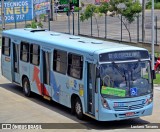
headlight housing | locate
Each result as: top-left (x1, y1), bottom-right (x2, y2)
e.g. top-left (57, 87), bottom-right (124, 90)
top-left (145, 94), bottom-right (153, 105)
top-left (101, 96), bottom-right (110, 110)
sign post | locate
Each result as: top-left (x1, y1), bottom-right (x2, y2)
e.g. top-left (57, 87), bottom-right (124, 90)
top-left (1, 0), bottom-right (5, 30)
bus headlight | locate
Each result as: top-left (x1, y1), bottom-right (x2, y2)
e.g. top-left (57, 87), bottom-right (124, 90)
top-left (145, 95), bottom-right (153, 105)
top-left (101, 97), bottom-right (110, 110)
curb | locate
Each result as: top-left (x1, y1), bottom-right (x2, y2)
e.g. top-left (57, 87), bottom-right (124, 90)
top-left (154, 84), bottom-right (160, 87)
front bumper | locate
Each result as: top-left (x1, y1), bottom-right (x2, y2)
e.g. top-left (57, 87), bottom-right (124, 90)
top-left (98, 103), bottom-right (153, 121)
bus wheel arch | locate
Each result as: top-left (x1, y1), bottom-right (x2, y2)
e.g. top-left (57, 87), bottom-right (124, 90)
top-left (22, 75), bottom-right (31, 97)
top-left (71, 94), bottom-right (84, 120)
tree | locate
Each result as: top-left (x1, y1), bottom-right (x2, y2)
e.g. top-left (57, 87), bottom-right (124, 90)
top-left (98, 2), bottom-right (109, 15)
top-left (80, 1), bottom-right (142, 41)
top-left (98, 2), bottom-right (110, 38)
top-left (80, 4), bottom-right (100, 37)
top-left (80, 3), bottom-right (109, 37)
top-left (109, 0), bottom-right (142, 42)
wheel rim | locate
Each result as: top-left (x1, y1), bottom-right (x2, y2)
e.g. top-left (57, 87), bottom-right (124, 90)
top-left (75, 102), bottom-right (81, 115)
top-left (24, 81), bottom-right (28, 94)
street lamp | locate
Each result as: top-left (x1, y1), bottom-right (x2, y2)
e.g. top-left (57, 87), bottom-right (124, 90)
top-left (151, 0), bottom-right (155, 78)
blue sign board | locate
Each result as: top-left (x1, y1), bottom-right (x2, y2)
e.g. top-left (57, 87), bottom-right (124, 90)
top-left (0, 0), bottom-right (33, 23)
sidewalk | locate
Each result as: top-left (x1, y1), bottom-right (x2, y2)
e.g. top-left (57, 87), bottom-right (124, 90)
top-left (154, 85), bottom-right (160, 91)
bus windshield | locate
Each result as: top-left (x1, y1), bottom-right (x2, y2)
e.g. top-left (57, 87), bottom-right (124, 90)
top-left (100, 61), bottom-right (152, 98)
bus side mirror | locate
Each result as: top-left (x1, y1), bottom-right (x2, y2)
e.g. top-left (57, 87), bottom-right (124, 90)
top-left (152, 70), bottom-right (156, 80)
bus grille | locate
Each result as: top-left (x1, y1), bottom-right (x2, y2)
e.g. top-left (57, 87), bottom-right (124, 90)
top-left (113, 100), bottom-right (145, 111)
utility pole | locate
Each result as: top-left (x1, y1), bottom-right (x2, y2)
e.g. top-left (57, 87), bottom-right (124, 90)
top-left (1, 0), bottom-right (5, 30)
top-left (151, 0), bottom-right (155, 78)
top-left (50, 0), bottom-right (53, 21)
top-left (68, 0), bottom-right (70, 34)
top-left (142, 0), bottom-right (146, 43)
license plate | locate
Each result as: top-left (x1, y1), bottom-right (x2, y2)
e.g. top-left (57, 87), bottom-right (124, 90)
top-left (125, 112), bottom-right (134, 117)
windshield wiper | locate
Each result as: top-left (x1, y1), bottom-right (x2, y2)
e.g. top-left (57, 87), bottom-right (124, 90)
top-left (112, 62), bottom-right (127, 83)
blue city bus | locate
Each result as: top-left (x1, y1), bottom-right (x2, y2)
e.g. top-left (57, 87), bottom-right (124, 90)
top-left (1, 28), bottom-right (153, 121)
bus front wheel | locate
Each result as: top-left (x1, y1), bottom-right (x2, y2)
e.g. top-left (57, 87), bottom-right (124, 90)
top-left (23, 77), bottom-right (31, 97)
top-left (75, 97), bottom-right (83, 120)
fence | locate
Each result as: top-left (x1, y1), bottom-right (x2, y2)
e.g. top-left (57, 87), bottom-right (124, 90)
top-left (1, 10), bottom-right (160, 46)
top-left (78, 13), bottom-right (160, 45)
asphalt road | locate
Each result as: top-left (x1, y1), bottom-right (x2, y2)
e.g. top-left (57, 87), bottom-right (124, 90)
top-left (0, 49), bottom-right (160, 131)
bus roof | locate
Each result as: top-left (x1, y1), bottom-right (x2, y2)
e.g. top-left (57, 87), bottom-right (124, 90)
top-left (2, 28), bottom-right (148, 55)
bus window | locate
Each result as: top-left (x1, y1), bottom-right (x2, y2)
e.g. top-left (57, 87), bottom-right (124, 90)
top-left (2, 37), bottom-right (10, 56)
top-left (53, 50), bottom-right (67, 74)
top-left (68, 53), bottom-right (83, 79)
top-left (30, 44), bottom-right (40, 66)
top-left (20, 42), bottom-right (29, 62)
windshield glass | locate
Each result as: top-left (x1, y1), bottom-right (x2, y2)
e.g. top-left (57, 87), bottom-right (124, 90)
top-left (100, 61), bottom-right (152, 98)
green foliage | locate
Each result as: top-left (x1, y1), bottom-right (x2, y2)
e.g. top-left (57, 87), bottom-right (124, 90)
top-left (154, 2), bottom-right (160, 9)
top-left (146, 0), bottom-right (160, 9)
top-left (81, 1), bottom-right (142, 23)
top-left (74, 7), bottom-right (82, 12)
top-left (154, 74), bottom-right (160, 84)
top-left (25, 20), bottom-right (43, 28)
top-left (146, 0), bottom-right (152, 9)
top-left (37, 22), bottom-right (43, 28)
top-left (98, 2), bottom-right (109, 14)
top-left (109, 0), bottom-right (142, 24)
top-left (80, 0), bottom-right (142, 41)
top-left (80, 4), bottom-right (97, 22)
top-left (155, 2), bottom-right (160, 9)
top-left (31, 21), bottom-right (37, 28)
top-left (81, 2), bottom-right (85, 7)
top-left (40, 14), bottom-right (45, 20)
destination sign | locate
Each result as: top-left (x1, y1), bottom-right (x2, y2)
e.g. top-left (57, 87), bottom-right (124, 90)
top-left (99, 50), bottom-right (149, 62)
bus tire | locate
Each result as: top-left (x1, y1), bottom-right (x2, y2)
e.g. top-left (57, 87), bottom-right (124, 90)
top-left (75, 97), bottom-right (83, 120)
top-left (23, 77), bottom-right (31, 97)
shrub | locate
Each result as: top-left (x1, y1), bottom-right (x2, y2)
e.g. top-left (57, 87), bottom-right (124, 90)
top-left (25, 21), bottom-right (43, 28)
top-left (146, 0), bottom-right (160, 9)
top-left (155, 2), bottom-right (160, 9)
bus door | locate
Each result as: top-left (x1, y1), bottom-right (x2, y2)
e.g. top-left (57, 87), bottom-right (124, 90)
top-left (87, 63), bottom-right (98, 116)
top-left (12, 42), bottom-right (20, 83)
top-left (1, 37), bottom-right (12, 81)
top-left (41, 50), bottom-right (52, 99)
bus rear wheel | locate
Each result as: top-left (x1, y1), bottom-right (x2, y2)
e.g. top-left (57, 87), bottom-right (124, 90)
top-left (23, 77), bottom-right (31, 97)
top-left (75, 97), bottom-right (83, 120)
